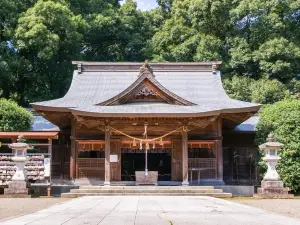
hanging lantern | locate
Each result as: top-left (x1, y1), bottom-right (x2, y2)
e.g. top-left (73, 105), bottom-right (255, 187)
top-left (133, 139), bottom-right (137, 147)
top-left (153, 141), bottom-right (155, 149)
top-left (146, 142), bottom-right (150, 150)
top-left (140, 141), bottom-right (143, 150)
top-left (159, 137), bottom-right (164, 146)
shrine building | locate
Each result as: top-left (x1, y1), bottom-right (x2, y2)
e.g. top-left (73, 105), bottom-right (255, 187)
top-left (31, 61), bottom-right (261, 186)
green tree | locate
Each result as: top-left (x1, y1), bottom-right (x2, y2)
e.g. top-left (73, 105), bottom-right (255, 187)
top-left (256, 100), bottom-right (300, 191)
top-left (228, 37), bottom-right (258, 78)
top-left (223, 75), bottom-right (253, 102)
top-left (15, 0), bottom-right (87, 60)
top-left (288, 79), bottom-right (300, 99)
top-left (250, 78), bottom-right (287, 104)
top-left (157, 0), bottom-right (173, 15)
top-left (0, 98), bottom-right (33, 131)
top-left (152, 0), bottom-right (232, 62)
top-left (12, 0), bottom-right (87, 105)
top-left (0, 0), bottom-right (36, 102)
top-left (230, 0), bottom-right (300, 81)
top-left (254, 38), bottom-right (300, 82)
top-left (83, 0), bottom-right (155, 61)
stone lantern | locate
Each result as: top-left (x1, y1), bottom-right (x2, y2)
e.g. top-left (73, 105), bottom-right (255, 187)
top-left (4, 135), bottom-right (31, 195)
top-left (257, 133), bottom-right (293, 198)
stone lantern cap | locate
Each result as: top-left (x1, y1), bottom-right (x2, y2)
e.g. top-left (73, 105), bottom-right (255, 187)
top-left (9, 142), bottom-right (30, 150)
top-left (9, 135), bottom-right (31, 158)
top-left (259, 133), bottom-right (284, 151)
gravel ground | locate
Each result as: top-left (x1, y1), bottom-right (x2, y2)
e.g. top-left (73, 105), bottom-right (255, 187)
top-left (0, 198), bottom-right (69, 221)
top-left (234, 199), bottom-right (300, 219)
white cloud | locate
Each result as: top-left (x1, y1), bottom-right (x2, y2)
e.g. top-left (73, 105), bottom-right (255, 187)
top-left (120, 0), bottom-right (158, 11)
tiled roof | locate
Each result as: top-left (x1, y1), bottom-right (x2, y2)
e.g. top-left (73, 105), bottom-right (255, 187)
top-left (32, 69), bottom-right (260, 116)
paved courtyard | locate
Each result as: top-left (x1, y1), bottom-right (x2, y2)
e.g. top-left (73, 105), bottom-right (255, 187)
top-left (1, 196), bottom-right (300, 225)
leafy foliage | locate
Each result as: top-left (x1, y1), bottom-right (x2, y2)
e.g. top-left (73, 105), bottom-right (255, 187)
top-left (256, 100), bottom-right (300, 191)
top-left (223, 76), bottom-right (287, 104)
top-left (250, 78), bottom-right (287, 104)
top-left (15, 0), bottom-right (87, 60)
top-left (223, 75), bottom-right (253, 102)
top-left (0, 98), bottom-right (33, 131)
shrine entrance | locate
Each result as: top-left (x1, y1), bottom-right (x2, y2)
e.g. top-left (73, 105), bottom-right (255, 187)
top-left (121, 148), bottom-right (172, 182)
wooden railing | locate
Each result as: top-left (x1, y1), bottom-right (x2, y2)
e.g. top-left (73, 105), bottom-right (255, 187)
top-left (77, 158), bottom-right (104, 179)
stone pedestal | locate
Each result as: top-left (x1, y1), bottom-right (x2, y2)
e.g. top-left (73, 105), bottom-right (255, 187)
top-left (4, 180), bottom-right (29, 195)
top-left (135, 171), bottom-right (158, 185)
top-left (257, 180), bottom-right (293, 198)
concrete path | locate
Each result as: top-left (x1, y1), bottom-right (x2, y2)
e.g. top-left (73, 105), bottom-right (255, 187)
top-left (1, 196), bottom-right (300, 225)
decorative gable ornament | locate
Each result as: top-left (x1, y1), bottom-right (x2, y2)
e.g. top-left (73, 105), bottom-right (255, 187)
top-left (139, 60), bottom-right (154, 77)
top-left (136, 87), bottom-right (157, 97)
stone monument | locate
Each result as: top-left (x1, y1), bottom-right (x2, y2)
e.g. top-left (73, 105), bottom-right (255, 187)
top-left (4, 136), bottom-right (30, 196)
top-left (257, 133), bottom-right (294, 198)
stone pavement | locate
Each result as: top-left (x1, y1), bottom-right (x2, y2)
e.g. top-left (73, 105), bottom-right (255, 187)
top-left (1, 196), bottom-right (300, 225)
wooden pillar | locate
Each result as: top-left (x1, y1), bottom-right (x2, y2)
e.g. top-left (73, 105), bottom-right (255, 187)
top-left (216, 117), bottom-right (224, 184)
top-left (182, 127), bottom-right (189, 186)
top-left (70, 118), bottom-right (76, 180)
top-left (104, 126), bottom-right (111, 186)
top-left (47, 138), bottom-right (52, 197)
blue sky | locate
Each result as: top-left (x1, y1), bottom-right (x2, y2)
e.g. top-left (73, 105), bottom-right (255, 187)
top-left (120, 0), bottom-right (158, 11)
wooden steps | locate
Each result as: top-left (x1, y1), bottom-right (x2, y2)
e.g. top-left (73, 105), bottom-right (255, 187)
top-left (61, 186), bottom-right (232, 198)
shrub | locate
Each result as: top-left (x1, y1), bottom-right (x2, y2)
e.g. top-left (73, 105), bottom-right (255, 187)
top-left (256, 99), bottom-right (300, 191)
top-left (0, 98), bottom-right (33, 131)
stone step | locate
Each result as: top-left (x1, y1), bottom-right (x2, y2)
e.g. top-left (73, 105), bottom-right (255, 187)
top-left (61, 192), bottom-right (232, 198)
top-left (79, 186), bottom-right (215, 190)
top-left (71, 189), bottom-right (223, 194)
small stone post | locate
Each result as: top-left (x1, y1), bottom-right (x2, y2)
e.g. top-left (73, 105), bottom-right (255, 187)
top-left (257, 133), bottom-right (294, 198)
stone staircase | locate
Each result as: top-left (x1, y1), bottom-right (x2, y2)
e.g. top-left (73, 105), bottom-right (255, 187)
top-left (61, 186), bottom-right (232, 198)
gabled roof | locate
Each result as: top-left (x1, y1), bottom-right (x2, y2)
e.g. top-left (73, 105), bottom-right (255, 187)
top-left (31, 61), bottom-right (261, 126)
top-left (98, 61), bottom-right (195, 106)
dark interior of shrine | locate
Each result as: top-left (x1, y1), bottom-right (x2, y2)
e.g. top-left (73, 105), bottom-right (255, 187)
top-left (121, 148), bottom-right (171, 181)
